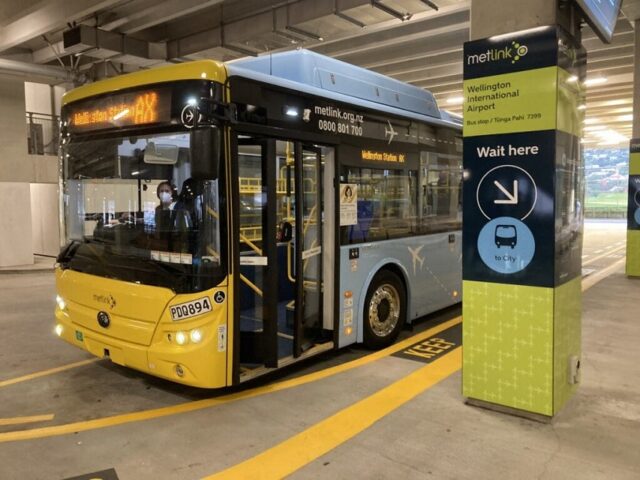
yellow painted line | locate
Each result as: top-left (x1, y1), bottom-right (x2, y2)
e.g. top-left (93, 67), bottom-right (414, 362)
top-left (0, 358), bottom-right (99, 388)
top-left (0, 316), bottom-right (461, 443)
top-left (0, 414), bottom-right (54, 427)
top-left (202, 257), bottom-right (622, 479)
top-left (582, 257), bottom-right (625, 292)
top-left (582, 244), bottom-right (626, 267)
top-left (205, 348), bottom-right (462, 480)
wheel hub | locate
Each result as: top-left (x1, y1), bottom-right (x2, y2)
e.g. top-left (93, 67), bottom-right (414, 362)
top-left (368, 284), bottom-right (400, 337)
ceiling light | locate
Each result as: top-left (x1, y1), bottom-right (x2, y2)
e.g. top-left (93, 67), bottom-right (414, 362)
top-left (371, 1), bottom-right (413, 21)
top-left (446, 96), bottom-right (464, 105)
top-left (489, 26), bottom-right (551, 43)
top-left (285, 107), bottom-right (299, 117)
top-left (594, 129), bottom-right (627, 144)
top-left (617, 114), bottom-right (633, 122)
top-left (610, 107), bottom-right (632, 114)
top-left (583, 118), bottom-right (599, 124)
top-left (577, 104), bottom-right (586, 110)
top-left (584, 77), bottom-right (607, 87)
top-left (286, 26), bottom-right (324, 41)
top-left (567, 75), bottom-right (578, 83)
top-left (599, 99), bottom-right (631, 107)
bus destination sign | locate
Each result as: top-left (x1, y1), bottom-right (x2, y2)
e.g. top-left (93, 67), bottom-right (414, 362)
top-left (66, 89), bottom-right (172, 132)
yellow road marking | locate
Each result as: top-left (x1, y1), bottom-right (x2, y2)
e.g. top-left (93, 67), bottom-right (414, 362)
top-left (582, 244), bottom-right (625, 267)
top-left (0, 358), bottom-right (99, 388)
top-left (0, 414), bottom-right (54, 427)
top-left (202, 250), bottom-right (622, 478)
top-left (0, 316), bottom-right (461, 443)
top-left (582, 257), bottom-right (625, 292)
top-left (205, 348), bottom-right (462, 480)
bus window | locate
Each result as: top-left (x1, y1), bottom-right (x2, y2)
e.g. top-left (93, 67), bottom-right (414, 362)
top-left (61, 129), bottom-right (225, 293)
top-left (341, 166), bottom-right (417, 244)
top-left (419, 151), bottom-right (462, 233)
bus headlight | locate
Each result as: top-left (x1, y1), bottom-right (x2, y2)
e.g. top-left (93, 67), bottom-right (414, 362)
top-left (55, 324), bottom-right (64, 337)
top-left (190, 329), bottom-right (203, 344)
top-left (56, 295), bottom-right (66, 311)
top-left (175, 331), bottom-right (188, 345)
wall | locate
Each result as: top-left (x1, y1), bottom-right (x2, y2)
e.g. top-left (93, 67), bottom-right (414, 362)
top-left (30, 183), bottom-right (60, 256)
top-left (0, 74), bottom-right (58, 183)
top-left (24, 82), bottom-right (52, 114)
top-left (0, 183), bottom-right (33, 266)
top-left (0, 74), bottom-right (62, 265)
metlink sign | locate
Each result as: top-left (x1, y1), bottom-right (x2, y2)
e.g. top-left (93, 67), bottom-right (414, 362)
top-left (462, 26), bottom-right (585, 417)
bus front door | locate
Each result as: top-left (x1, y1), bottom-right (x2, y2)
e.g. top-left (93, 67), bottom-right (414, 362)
top-left (235, 137), bottom-right (324, 374)
top-left (294, 145), bottom-right (323, 356)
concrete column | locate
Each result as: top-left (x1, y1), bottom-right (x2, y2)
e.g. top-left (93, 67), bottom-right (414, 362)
top-left (0, 74), bottom-right (60, 266)
top-left (634, 20), bottom-right (639, 139)
top-left (470, 0), bottom-right (558, 40)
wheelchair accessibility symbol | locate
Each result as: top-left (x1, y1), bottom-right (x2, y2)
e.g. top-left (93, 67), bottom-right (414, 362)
top-left (214, 291), bottom-right (226, 304)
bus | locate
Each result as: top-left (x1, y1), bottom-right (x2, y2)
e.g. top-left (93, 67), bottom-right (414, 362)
top-left (54, 50), bottom-right (463, 388)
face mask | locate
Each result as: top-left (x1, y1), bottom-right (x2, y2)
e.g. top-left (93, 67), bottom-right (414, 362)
top-left (160, 192), bottom-right (172, 203)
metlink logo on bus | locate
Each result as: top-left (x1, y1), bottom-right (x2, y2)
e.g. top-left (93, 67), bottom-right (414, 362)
top-left (467, 41), bottom-right (529, 65)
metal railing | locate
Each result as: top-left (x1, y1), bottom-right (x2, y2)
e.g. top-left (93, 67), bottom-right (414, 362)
top-left (26, 112), bottom-right (59, 156)
top-left (584, 206), bottom-right (627, 219)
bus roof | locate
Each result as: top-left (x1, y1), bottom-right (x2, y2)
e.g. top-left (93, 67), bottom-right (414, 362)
top-left (62, 60), bottom-right (227, 106)
top-left (227, 49), bottom-right (446, 123)
top-left (62, 50), bottom-right (458, 129)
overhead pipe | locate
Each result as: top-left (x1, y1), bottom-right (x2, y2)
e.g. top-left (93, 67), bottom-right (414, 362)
top-left (0, 58), bottom-right (72, 82)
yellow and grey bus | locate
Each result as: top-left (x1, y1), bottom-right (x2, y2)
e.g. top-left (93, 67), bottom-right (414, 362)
top-left (55, 50), bottom-right (462, 388)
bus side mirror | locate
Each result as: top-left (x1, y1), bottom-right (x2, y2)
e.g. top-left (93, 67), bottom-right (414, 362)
top-left (277, 221), bottom-right (293, 242)
top-left (190, 127), bottom-right (219, 180)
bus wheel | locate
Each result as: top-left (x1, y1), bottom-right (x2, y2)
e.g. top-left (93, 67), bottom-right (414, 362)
top-left (363, 270), bottom-right (405, 349)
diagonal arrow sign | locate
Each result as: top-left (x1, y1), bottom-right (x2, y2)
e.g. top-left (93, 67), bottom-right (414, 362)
top-left (493, 180), bottom-right (518, 204)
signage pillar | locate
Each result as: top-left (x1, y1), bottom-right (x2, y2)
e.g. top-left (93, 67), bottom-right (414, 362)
top-left (462, 26), bottom-right (586, 418)
top-left (628, 22), bottom-right (640, 276)
top-left (627, 140), bottom-right (640, 276)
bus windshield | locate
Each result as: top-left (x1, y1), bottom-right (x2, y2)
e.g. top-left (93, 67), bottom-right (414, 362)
top-left (60, 129), bottom-right (225, 293)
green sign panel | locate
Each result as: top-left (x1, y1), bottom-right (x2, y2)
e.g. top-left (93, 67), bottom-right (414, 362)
top-left (627, 139), bottom-right (640, 276)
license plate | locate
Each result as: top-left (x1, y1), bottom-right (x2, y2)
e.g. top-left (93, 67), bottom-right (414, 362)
top-left (170, 297), bottom-right (212, 321)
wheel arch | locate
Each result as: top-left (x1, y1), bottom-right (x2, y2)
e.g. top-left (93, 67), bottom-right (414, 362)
top-left (356, 258), bottom-right (411, 344)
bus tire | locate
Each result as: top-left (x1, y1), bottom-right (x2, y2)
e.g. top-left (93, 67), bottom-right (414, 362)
top-left (363, 270), bottom-right (405, 349)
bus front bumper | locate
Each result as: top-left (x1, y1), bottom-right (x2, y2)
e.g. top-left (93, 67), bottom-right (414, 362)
top-left (54, 307), bottom-right (228, 389)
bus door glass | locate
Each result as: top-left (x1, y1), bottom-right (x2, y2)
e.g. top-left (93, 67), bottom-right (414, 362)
top-left (235, 136), bottom-right (328, 370)
top-left (294, 146), bottom-right (324, 356)
top-left (236, 137), bottom-right (279, 368)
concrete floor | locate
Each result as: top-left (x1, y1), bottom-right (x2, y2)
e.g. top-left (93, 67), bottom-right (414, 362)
top-left (0, 220), bottom-right (637, 479)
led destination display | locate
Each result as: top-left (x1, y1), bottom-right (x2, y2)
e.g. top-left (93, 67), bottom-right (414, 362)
top-left (66, 89), bottom-right (172, 132)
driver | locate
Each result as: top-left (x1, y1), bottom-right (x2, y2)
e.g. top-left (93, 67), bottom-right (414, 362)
top-left (155, 181), bottom-right (177, 231)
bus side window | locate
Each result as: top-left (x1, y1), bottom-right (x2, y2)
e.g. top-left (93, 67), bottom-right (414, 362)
top-left (341, 166), bottom-right (417, 244)
top-left (420, 151), bottom-right (462, 233)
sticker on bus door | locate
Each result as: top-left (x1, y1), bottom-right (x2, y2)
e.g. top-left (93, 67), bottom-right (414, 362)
top-left (170, 297), bottom-right (212, 321)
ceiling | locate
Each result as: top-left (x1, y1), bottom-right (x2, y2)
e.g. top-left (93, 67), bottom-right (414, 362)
top-left (0, 0), bottom-right (637, 147)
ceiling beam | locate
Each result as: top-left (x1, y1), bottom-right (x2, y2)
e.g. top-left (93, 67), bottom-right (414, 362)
top-left (313, 10), bottom-right (469, 58)
top-left (166, 0), bottom-right (374, 59)
top-left (116, 0), bottom-right (225, 34)
top-left (0, 0), bottom-right (124, 54)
